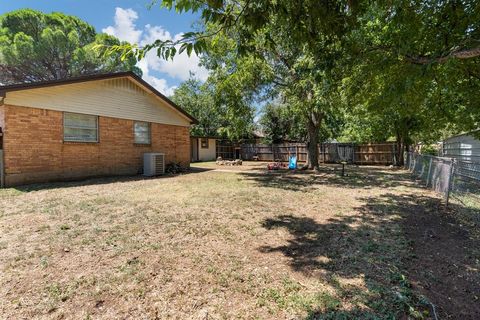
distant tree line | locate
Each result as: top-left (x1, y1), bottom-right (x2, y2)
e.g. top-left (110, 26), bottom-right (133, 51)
top-left (0, 9), bottom-right (140, 85)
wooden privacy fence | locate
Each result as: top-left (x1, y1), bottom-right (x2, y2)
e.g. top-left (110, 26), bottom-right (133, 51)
top-left (218, 142), bottom-right (397, 165)
top-left (216, 141), bottom-right (236, 160)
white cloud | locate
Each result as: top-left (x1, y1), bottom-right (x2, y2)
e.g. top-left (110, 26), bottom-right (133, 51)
top-left (140, 25), bottom-right (209, 82)
top-left (137, 59), bottom-right (177, 96)
top-left (103, 7), bottom-right (209, 96)
top-left (102, 8), bottom-right (142, 44)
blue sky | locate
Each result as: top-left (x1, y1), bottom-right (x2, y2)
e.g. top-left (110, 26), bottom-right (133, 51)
top-left (0, 0), bottom-right (207, 95)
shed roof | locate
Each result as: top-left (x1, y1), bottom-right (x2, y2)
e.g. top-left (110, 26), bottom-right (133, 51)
top-left (444, 129), bottom-right (480, 141)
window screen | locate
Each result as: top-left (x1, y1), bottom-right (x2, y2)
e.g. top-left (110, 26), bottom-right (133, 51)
top-left (134, 122), bottom-right (151, 144)
top-left (64, 112), bottom-right (98, 142)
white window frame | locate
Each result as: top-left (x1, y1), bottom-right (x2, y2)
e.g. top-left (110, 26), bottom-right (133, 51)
top-left (134, 121), bottom-right (151, 145)
top-left (63, 112), bottom-right (99, 143)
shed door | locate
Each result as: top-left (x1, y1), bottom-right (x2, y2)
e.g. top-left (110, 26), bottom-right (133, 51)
top-left (191, 138), bottom-right (199, 162)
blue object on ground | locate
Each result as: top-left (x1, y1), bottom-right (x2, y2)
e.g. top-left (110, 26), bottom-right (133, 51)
top-left (288, 156), bottom-right (297, 169)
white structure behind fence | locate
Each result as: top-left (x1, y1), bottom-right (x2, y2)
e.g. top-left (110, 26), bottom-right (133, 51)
top-left (442, 131), bottom-right (480, 162)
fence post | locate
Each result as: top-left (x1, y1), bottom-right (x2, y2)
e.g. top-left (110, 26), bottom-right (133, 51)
top-left (426, 156), bottom-right (433, 187)
top-left (445, 158), bottom-right (455, 206)
top-left (352, 144), bottom-right (355, 164)
top-left (393, 143), bottom-right (397, 166)
top-left (319, 144), bottom-right (322, 164)
top-left (296, 145), bottom-right (299, 160)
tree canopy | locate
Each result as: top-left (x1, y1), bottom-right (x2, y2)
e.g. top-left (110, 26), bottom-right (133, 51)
top-left (339, 1), bottom-right (480, 161)
top-left (112, 0), bottom-right (480, 166)
top-left (170, 76), bottom-right (255, 139)
top-left (0, 9), bottom-right (141, 84)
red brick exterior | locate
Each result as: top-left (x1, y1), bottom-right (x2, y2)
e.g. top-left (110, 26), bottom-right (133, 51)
top-left (2, 104), bottom-right (190, 186)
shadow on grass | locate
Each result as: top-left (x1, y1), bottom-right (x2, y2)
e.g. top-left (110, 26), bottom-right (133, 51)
top-left (12, 167), bottom-right (214, 192)
top-left (258, 179), bottom-right (480, 318)
top-left (240, 165), bottom-right (416, 192)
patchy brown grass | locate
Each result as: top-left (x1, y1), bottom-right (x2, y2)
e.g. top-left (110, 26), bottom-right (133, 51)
top-left (0, 163), bottom-right (479, 319)
top-left (191, 160), bottom-right (270, 172)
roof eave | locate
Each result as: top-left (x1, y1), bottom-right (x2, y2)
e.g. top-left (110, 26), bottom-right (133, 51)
top-left (0, 71), bottom-right (198, 124)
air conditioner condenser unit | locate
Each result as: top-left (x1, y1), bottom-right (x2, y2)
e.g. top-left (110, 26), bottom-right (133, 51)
top-left (143, 153), bottom-right (165, 176)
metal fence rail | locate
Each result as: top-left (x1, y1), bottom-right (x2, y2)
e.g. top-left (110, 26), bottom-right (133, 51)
top-left (406, 152), bottom-right (480, 204)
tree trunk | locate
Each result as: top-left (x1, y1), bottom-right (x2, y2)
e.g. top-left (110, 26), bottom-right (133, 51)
top-left (303, 111), bottom-right (322, 171)
top-left (394, 117), bottom-right (414, 166)
top-left (395, 132), bottom-right (407, 166)
top-left (397, 140), bottom-right (405, 166)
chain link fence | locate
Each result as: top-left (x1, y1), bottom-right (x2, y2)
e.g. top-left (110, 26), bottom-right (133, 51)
top-left (405, 152), bottom-right (480, 205)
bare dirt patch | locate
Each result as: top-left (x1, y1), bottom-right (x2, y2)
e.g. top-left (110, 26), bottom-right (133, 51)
top-left (403, 198), bottom-right (480, 319)
top-left (191, 160), bottom-right (270, 172)
top-left (0, 164), bottom-right (478, 319)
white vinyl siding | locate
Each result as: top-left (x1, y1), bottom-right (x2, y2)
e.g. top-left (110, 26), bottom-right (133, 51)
top-left (134, 122), bottom-right (151, 144)
top-left (5, 77), bottom-right (191, 127)
top-left (443, 132), bottom-right (480, 162)
top-left (64, 112), bottom-right (98, 142)
top-left (198, 138), bottom-right (217, 161)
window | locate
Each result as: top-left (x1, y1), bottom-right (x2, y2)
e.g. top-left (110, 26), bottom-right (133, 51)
top-left (134, 122), bottom-right (151, 144)
top-left (63, 112), bottom-right (98, 142)
top-left (201, 138), bottom-right (209, 149)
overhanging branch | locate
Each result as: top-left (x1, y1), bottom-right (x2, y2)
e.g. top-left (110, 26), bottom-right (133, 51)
top-left (405, 46), bottom-right (480, 65)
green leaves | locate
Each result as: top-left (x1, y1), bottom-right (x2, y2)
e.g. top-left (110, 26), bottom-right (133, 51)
top-left (156, 0), bottom-right (207, 13)
top-left (111, 0), bottom-right (480, 147)
top-left (170, 76), bottom-right (255, 139)
top-left (340, 0), bottom-right (480, 144)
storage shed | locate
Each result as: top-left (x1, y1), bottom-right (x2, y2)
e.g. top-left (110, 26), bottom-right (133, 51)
top-left (190, 136), bottom-right (218, 162)
top-left (442, 130), bottom-right (480, 162)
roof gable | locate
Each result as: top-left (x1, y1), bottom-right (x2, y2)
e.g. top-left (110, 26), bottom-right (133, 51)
top-left (0, 72), bottom-right (198, 124)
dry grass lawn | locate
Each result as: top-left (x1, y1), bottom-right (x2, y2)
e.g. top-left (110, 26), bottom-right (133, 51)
top-left (0, 163), bottom-right (479, 319)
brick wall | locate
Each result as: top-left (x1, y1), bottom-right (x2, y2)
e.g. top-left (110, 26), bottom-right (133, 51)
top-left (3, 104), bottom-right (190, 186)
